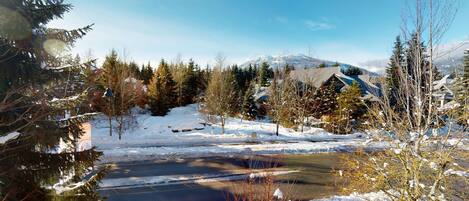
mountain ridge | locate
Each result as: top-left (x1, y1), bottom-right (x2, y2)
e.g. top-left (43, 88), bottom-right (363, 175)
top-left (240, 54), bottom-right (378, 76)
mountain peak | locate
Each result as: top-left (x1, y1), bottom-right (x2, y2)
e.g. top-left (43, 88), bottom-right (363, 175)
top-left (241, 54), bottom-right (345, 69)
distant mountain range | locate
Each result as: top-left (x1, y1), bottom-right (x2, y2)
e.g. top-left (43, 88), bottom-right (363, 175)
top-left (241, 54), bottom-right (378, 76)
top-left (241, 42), bottom-right (467, 77)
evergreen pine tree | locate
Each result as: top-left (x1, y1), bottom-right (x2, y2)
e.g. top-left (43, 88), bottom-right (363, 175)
top-left (328, 82), bottom-right (365, 134)
top-left (241, 82), bottom-right (258, 120)
top-left (386, 36), bottom-right (404, 106)
top-left (180, 59), bottom-right (198, 105)
top-left (148, 59), bottom-right (176, 116)
top-left (310, 79), bottom-right (340, 119)
top-left (140, 62), bottom-right (154, 85)
top-left (258, 62), bottom-right (270, 86)
top-left (0, 1), bottom-right (105, 200)
top-left (128, 61), bottom-right (140, 79)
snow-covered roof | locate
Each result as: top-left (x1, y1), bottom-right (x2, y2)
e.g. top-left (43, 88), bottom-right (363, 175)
top-left (433, 74), bottom-right (454, 90)
top-left (289, 67), bottom-right (342, 88)
top-left (290, 67), bottom-right (381, 98)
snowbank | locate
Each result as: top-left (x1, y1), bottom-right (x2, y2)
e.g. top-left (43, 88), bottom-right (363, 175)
top-left (91, 104), bottom-right (370, 163)
top-left (313, 191), bottom-right (390, 201)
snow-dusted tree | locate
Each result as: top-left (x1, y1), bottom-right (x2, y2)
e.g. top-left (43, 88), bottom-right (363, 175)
top-left (241, 81), bottom-right (258, 120)
top-left (0, 0), bottom-right (106, 200)
top-left (204, 54), bottom-right (237, 134)
top-left (341, 0), bottom-right (468, 200)
top-left (148, 59), bottom-right (176, 116)
top-left (258, 61), bottom-right (270, 87)
top-left (310, 80), bottom-right (339, 119)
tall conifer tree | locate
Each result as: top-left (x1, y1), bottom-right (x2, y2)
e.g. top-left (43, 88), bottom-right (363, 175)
top-left (148, 59), bottom-right (176, 116)
top-left (0, 0), bottom-right (105, 200)
top-left (258, 62), bottom-right (270, 86)
top-left (386, 36), bottom-right (404, 107)
top-left (241, 82), bottom-right (258, 120)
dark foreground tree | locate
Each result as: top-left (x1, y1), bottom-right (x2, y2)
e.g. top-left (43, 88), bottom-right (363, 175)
top-left (0, 0), bottom-right (106, 200)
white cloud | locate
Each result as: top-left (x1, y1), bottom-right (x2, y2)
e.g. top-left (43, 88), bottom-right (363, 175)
top-left (358, 59), bottom-right (389, 74)
top-left (304, 19), bottom-right (335, 31)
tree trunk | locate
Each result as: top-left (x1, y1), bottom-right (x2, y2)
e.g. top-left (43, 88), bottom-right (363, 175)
top-left (108, 99), bottom-right (112, 136)
top-left (221, 116), bottom-right (225, 134)
top-left (276, 122), bottom-right (279, 136)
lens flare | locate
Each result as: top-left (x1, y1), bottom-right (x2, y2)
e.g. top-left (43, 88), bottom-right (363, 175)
top-left (0, 6), bottom-right (30, 40)
top-left (43, 39), bottom-right (67, 57)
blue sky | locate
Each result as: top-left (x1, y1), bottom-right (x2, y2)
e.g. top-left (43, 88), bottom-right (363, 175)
top-left (49, 0), bottom-right (469, 71)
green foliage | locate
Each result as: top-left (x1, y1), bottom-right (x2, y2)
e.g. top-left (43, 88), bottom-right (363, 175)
top-left (342, 66), bottom-right (363, 76)
top-left (386, 36), bottom-right (404, 107)
top-left (179, 59), bottom-right (198, 105)
top-left (241, 82), bottom-right (258, 120)
top-left (140, 62), bottom-right (154, 85)
top-left (310, 78), bottom-right (341, 119)
top-left (325, 82), bottom-right (365, 134)
top-left (318, 62), bottom-right (327, 68)
top-left (258, 62), bottom-right (270, 86)
top-left (148, 59), bottom-right (177, 116)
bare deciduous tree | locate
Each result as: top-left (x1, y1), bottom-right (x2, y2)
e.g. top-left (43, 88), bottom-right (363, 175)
top-left (204, 54), bottom-right (237, 134)
top-left (341, 0), bottom-right (468, 200)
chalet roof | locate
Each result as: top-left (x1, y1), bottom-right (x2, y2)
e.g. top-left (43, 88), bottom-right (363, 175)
top-left (289, 67), bottom-right (343, 88)
top-left (289, 67), bottom-right (381, 99)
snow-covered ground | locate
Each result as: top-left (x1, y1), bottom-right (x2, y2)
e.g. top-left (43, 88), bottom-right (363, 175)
top-left (91, 104), bottom-right (377, 163)
top-left (313, 191), bottom-right (390, 201)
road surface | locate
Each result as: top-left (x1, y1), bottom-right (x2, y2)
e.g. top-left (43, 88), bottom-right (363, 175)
top-left (98, 157), bottom-right (278, 201)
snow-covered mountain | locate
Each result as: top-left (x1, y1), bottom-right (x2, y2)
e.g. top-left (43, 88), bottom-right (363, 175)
top-left (434, 42), bottom-right (468, 74)
top-left (241, 54), bottom-right (349, 69)
top-left (240, 54), bottom-right (378, 76)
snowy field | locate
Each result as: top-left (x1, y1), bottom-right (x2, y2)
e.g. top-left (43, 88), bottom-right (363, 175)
top-left (91, 104), bottom-right (379, 163)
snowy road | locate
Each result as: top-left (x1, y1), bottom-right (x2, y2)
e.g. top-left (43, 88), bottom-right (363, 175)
top-left (98, 157), bottom-right (294, 201)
